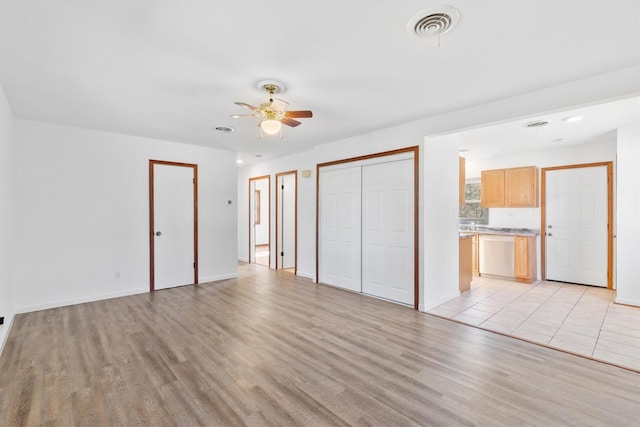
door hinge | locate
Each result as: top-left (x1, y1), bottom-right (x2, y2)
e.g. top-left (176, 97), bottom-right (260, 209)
top-left (281, 251), bottom-right (284, 256)
top-left (193, 262), bottom-right (196, 268)
top-left (281, 185), bottom-right (284, 190)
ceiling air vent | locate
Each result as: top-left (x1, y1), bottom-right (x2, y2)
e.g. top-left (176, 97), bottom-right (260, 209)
top-left (523, 120), bottom-right (549, 129)
top-left (408, 6), bottom-right (460, 38)
top-left (214, 126), bottom-right (235, 133)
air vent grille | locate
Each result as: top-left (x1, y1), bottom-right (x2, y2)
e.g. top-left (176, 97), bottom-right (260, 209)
top-left (414, 13), bottom-right (453, 37)
top-left (523, 121), bottom-right (549, 129)
top-left (408, 6), bottom-right (460, 38)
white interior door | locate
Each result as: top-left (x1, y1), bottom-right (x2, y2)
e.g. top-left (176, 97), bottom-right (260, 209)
top-left (153, 164), bottom-right (195, 290)
top-left (277, 173), bottom-right (296, 269)
top-left (318, 166), bottom-right (362, 292)
top-left (249, 176), bottom-right (270, 266)
top-left (545, 166), bottom-right (608, 286)
top-left (362, 160), bottom-right (414, 305)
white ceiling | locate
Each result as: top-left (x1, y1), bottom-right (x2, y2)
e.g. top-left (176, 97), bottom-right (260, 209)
top-left (0, 0), bottom-right (638, 164)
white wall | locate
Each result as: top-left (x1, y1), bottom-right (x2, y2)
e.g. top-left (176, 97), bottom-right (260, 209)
top-left (238, 67), bottom-right (639, 310)
top-left (13, 120), bottom-right (238, 313)
top-left (0, 83), bottom-right (15, 354)
top-left (615, 125), bottom-right (640, 305)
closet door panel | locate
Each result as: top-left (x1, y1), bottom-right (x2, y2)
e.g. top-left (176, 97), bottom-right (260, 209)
top-left (318, 167), bottom-right (362, 292)
top-left (362, 160), bottom-right (414, 305)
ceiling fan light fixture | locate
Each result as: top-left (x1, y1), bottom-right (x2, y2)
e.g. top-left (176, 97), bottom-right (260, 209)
top-left (261, 119), bottom-right (282, 135)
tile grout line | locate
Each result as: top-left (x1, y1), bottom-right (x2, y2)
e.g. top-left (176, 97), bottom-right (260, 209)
top-left (550, 285), bottom-right (598, 354)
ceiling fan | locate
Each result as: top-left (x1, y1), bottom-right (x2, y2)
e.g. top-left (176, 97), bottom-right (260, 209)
top-left (231, 81), bottom-right (313, 136)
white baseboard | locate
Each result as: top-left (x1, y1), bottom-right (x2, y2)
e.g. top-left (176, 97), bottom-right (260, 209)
top-left (0, 313), bottom-right (15, 358)
top-left (199, 273), bottom-right (238, 283)
top-left (422, 291), bottom-right (462, 312)
top-left (614, 297), bottom-right (640, 307)
top-left (16, 287), bottom-right (149, 314)
top-left (238, 257), bottom-right (249, 263)
top-left (295, 270), bottom-right (314, 280)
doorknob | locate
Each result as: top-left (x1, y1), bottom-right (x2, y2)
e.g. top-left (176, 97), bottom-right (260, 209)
top-left (155, 231), bottom-right (162, 236)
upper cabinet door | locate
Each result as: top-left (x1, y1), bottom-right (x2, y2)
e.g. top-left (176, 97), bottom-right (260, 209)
top-left (506, 166), bottom-right (538, 207)
top-left (481, 169), bottom-right (505, 207)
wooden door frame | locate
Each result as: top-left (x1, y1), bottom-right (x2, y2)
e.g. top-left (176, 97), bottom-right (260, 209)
top-left (249, 175), bottom-right (271, 265)
top-left (316, 146), bottom-right (420, 310)
top-left (149, 160), bottom-right (199, 292)
top-left (541, 162), bottom-right (613, 289)
top-left (275, 170), bottom-right (298, 272)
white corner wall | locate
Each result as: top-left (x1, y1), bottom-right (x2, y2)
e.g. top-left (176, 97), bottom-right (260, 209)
top-left (0, 83), bottom-right (16, 354)
top-left (13, 120), bottom-right (238, 313)
top-left (615, 124), bottom-right (640, 306)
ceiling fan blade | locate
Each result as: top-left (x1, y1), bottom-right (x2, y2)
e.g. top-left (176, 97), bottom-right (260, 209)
top-left (270, 98), bottom-right (289, 112)
top-left (234, 102), bottom-right (260, 112)
top-left (231, 113), bottom-right (262, 118)
top-left (281, 117), bottom-right (301, 127)
top-left (285, 110), bottom-right (313, 118)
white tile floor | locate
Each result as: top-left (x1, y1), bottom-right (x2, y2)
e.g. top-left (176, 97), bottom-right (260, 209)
top-left (428, 276), bottom-right (640, 371)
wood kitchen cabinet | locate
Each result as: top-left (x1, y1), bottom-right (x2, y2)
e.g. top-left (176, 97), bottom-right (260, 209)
top-left (481, 169), bottom-right (505, 207)
top-left (471, 233), bottom-right (479, 276)
top-left (514, 235), bottom-right (537, 283)
top-left (459, 236), bottom-right (472, 292)
top-left (481, 166), bottom-right (538, 207)
top-left (506, 166), bottom-right (538, 207)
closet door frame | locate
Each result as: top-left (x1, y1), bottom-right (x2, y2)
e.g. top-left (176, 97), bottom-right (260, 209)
top-left (316, 146), bottom-right (420, 310)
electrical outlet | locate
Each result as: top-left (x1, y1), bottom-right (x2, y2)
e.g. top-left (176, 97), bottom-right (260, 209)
top-left (0, 316), bottom-right (4, 325)
top-left (115, 272), bottom-right (120, 279)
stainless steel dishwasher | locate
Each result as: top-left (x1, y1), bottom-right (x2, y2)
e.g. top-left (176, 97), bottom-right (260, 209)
top-left (479, 234), bottom-right (514, 277)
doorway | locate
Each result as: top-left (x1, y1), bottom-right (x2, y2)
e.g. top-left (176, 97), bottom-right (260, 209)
top-left (149, 160), bottom-right (198, 291)
top-left (542, 162), bottom-right (613, 288)
top-left (276, 171), bottom-right (297, 273)
top-left (249, 175), bottom-right (270, 267)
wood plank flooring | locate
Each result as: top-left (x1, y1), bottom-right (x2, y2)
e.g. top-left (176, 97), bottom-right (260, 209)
top-left (1, 263), bottom-right (639, 426)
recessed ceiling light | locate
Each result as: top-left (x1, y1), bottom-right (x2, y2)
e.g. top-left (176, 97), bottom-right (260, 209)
top-left (214, 125), bottom-right (235, 133)
top-left (458, 149), bottom-right (470, 153)
top-left (563, 115), bottom-right (583, 123)
top-left (236, 159), bottom-right (243, 164)
top-left (553, 137), bottom-right (569, 142)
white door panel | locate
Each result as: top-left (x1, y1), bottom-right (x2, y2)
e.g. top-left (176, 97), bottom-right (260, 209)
top-left (546, 166), bottom-right (607, 286)
top-left (154, 164), bottom-right (194, 290)
top-left (319, 167), bottom-right (362, 292)
top-left (362, 160), bottom-right (414, 305)
top-left (277, 173), bottom-right (296, 269)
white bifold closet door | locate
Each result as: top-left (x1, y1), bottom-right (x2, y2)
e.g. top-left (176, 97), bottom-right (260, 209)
top-left (318, 166), bottom-right (362, 292)
top-left (318, 157), bottom-right (414, 306)
top-left (362, 159), bottom-right (414, 305)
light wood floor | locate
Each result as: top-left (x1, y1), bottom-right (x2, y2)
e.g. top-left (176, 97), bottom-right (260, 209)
top-left (1, 264), bottom-right (639, 426)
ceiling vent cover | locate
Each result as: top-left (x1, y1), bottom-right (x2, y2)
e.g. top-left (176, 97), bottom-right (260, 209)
top-left (408, 6), bottom-right (460, 38)
top-left (523, 120), bottom-right (549, 129)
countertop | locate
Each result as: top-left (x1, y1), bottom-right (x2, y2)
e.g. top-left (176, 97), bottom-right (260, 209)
top-left (459, 226), bottom-right (540, 236)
